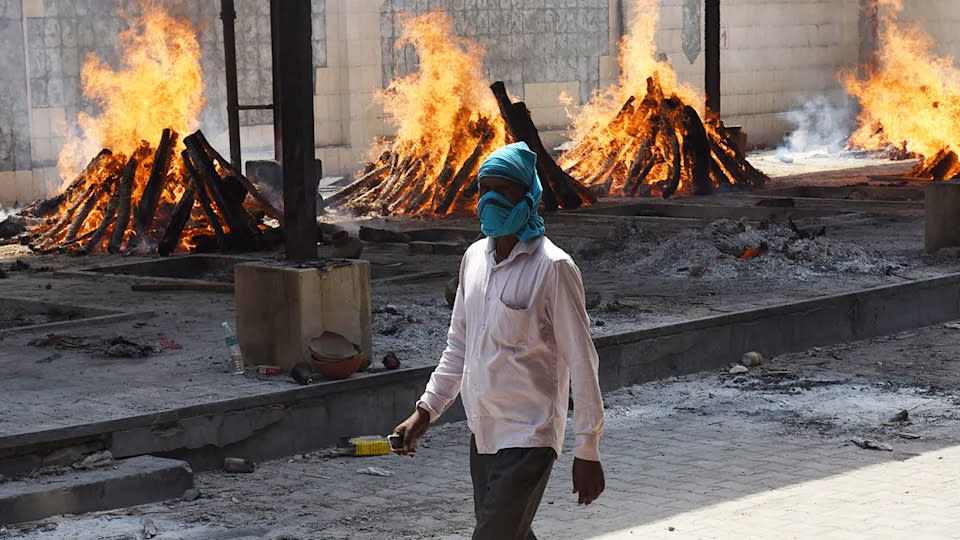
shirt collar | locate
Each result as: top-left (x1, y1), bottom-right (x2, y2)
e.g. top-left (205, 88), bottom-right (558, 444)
top-left (486, 235), bottom-right (544, 267)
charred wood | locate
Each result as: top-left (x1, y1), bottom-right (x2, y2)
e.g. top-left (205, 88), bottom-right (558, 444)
top-left (134, 129), bottom-right (178, 238)
top-left (27, 149), bottom-right (113, 218)
top-left (182, 150), bottom-right (228, 250)
top-left (681, 106), bottom-right (713, 196)
top-left (158, 189), bottom-right (196, 256)
top-left (108, 148), bottom-right (145, 254)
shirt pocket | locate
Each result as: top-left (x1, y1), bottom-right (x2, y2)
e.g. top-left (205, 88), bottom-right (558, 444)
top-left (490, 299), bottom-right (534, 349)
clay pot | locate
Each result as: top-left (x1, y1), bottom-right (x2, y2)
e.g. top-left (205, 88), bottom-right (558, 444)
top-left (309, 332), bottom-right (366, 380)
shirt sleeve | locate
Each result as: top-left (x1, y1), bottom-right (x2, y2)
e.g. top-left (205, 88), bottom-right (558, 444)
top-left (416, 253), bottom-right (468, 423)
top-left (549, 259), bottom-right (604, 461)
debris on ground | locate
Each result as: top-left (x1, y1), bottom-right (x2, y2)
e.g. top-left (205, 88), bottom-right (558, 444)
top-left (850, 438), bottom-right (893, 451)
top-left (290, 361), bottom-right (315, 385)
top-left (140, 518), bottom-right (158, 539)
top-left (356, 466), bottom-right (393, 477)
top-left (73, 450), bottom-right (114, 470)
top-left (382, 352), bottom-right (401, 370)
top-left (742, 351), bottom-right (763, 367)
top-left (729, 365), bottom-right (749, 374)
top-left (28, 334), bottom-right (174, 357)
top-left (181, 488), bottom-right (202, 501)
top-left (223, 458), bottom-right (255, 473)
top-left (597, 218), bottom-right (902, 280)
top-left (888, 409), bottom-right (910, 423)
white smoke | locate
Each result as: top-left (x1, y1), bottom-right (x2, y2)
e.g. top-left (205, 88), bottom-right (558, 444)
top-left (775, 95), bottom-right (856, 162)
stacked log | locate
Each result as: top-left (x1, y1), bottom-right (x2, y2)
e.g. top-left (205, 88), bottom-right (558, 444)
top-left (910, 148), bottom-right (960, 180)
top-left (322, 114), bottom-right (502, 217)
top-left (558, 74), bottom-right (769, 198)
top-left (7, 129), bottom-right (273, 255)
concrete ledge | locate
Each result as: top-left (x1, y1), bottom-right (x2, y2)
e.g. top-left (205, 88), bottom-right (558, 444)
top-left (0, 456), bottom-right (193, 525)
top-left (1, 273), bottom-right (959, 473)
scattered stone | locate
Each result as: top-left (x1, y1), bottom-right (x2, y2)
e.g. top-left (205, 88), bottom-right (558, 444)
top-left (140, 517), bottom-right (159, 539)
top-left (383, 304), bottom-right (401, 315)
top-left (182, 488), bottom-right (202, 501)
top-left (356, 466), bottom-right (393, 477)
top-left (223, 457), bottom-right (256, 473)
top-left (668, 526), bottom-right (676, 532)
top-left (595, 320), bottom-right (605, 327)
top-left (73, 450), bottom-right (114, 470)
top-left (897, 432), bottom-right (922, 440)
top-left (850, 438), bottom-right (893, 451)
top-left (729, 364), bottom-right (749, 374)
top-left (888, 410), bottom-right (909, 423)
top-left (741, 351), bottom-right (763, 367)
top-left (382, 351), bottom-right (401, 370)
top-left (944, 321), bottom-right (960, 330)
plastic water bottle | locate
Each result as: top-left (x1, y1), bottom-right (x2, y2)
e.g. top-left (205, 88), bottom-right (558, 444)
top-left (221, 322), bottom-right (244, 374)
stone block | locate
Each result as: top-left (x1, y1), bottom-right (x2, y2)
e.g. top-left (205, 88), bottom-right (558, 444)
top-left (0, 456), bottom-right (193, 525)
top-left (22, 0), bottom-right (42, 18)
top-left (234, 260), bottom-right (372, 369)
top-left (925, 181), bottom-right (960, 253)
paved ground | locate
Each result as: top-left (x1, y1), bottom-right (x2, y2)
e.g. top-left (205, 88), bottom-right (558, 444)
top-left (6, 321), bottom-right (960, 539)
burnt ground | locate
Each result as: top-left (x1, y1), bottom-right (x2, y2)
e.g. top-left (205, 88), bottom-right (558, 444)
top-left (6, 320), bottom-right (960, 539)
top-left (0, 161), bottom-right (958, 437)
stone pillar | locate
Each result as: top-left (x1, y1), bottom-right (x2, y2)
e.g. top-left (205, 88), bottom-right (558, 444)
top-left (925, 180), bottom-right (960, 253)
top-left (234, 259), bottom-right (371, 370)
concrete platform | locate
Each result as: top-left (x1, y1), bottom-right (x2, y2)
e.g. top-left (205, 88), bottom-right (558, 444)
top-left (1, 272), bottom-right (959, 477)
top-left (0, 455), bottom-right (193, 525)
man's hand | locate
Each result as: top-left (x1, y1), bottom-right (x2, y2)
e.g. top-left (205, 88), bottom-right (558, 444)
top-left (572, 458), bottom-right (605, 505)
top-left (392, 407), bottom-right (431, 456)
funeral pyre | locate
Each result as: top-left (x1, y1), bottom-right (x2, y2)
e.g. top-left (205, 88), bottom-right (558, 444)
top-left (0, 6), bottom-right (278, 255)
top-left (557, 0), bottom-right (768, 198)
top-left (844, 0), bottom-right (960, 180)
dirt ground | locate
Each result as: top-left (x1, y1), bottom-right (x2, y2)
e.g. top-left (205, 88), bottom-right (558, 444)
top-left (5, 320), bottom-right (960, 539)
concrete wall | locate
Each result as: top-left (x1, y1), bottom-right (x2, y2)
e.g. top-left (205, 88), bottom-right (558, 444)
top-left (0, 0), bottom-right (326, 205)
top-left (719, 0), bottom-right (860, 144)
top-left (2, 0), bottom-right (958, 205)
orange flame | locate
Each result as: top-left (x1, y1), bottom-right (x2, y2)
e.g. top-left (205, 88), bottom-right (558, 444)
top-left (844, 0), bottom-right (960, 167)
top-left (555, 0), bottom-right (761, 197)
top-left (57, 4), bottom-right (204, 189)
top-left (565, 0), bottom-right (702, 139)
top-left (365, 10), bottom-right (506, 216)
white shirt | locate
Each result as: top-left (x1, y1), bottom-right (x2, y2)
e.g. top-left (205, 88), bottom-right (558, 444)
top-left (417, 235), bottom-right (604, 461)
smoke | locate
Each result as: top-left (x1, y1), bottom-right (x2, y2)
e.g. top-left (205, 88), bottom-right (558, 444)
top-left (776, 95), bottom-right (856, 162)
top-left (0, 205), bottom-right (22, 220)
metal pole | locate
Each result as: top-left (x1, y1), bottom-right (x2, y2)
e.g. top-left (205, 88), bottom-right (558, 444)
top-left (221, 0), bottom-right (242, 171)
top-left (705, 0), bottom-right (721, 116)
top-left (271, 0), bottom-right (316, 261)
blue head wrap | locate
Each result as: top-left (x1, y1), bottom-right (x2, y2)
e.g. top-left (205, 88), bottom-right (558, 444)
top-left (475, 142), bottom-right (546, 242)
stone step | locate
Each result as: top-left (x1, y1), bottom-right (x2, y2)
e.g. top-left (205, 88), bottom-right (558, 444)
top-left (0, 455), bottom-right (193, 525)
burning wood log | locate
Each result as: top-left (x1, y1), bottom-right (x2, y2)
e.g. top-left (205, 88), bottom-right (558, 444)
top-left (26, 149), bottom-right (114, 218)
top-left (558, 74), bottom-right (769, 198)
top-left (490, 81), bottom-right (596, 210)
top-left (911, 148), bottom-right (960, 180)
top-left (133, 128), bottom-right (178, 240)
top-left (5, 128), bottom-right (274, 255)
top-left (435, 125), bottom-right (496, 215)
top-left (184, 132), bottom-right (261, 246)
top-left (182, 150), bottom-right (228, 250)
top-left (158, 188), bottom-right (196, 257)
top-left (321, 162), bottom-right (391, 210)
top-left (108, 145), bottom-right (149, 254)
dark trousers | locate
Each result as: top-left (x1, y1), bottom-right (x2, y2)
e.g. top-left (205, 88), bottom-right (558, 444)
top-left (470, 435), bottom-right (557, 540)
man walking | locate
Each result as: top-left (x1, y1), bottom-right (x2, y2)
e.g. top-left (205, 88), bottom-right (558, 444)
top-left (393, 142), bottom-right (605, 539)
